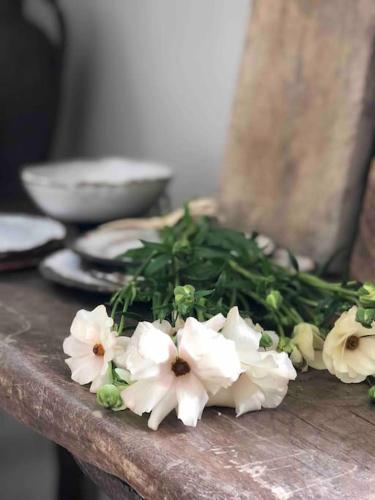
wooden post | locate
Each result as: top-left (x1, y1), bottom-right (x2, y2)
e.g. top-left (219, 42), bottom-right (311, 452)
top-left (220, 0), bottom-right (375, 266)
top-left (351, 160), bottom-right (375, 281)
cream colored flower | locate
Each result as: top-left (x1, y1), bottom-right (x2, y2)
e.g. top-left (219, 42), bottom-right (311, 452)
top-left (290, 323), bottom-right (325, 371)
top-left (209, 307), bottom-right (296, 415)
top-left (121, 317), bottom-right (241, 430)
top-left (323, 306), bottom-right (375, 383)
top-left (63, 305), bottom-right (124, 392)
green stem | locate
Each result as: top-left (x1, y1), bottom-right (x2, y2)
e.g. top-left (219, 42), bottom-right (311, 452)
top-left (229, 260), bottom-right (273, 283)
top-left (112, 251), bottom-right (156, 330)
top-left (298, 272), bottom-right (359, 298)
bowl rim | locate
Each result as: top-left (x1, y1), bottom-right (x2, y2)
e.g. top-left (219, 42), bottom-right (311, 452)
top-left (21, 157), bottom-right (173, 189)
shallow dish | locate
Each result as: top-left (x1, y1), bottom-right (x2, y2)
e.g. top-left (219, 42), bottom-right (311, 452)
top-left (0, 213), bottom-right (65, 255)
top-left (72, 227), bottom-right (160, 267)
top-left (22, 158), bottom-right (172, 223)
top-left (40, 249), bottom-right (129, 293)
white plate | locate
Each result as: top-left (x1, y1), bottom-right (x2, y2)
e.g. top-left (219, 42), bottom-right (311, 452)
top-left (72, 227), bottom-right (160, 267)
top-left (272, 248), bottom-right (315, 272)
top-left (22, 158), bottom-right (172, 223)
top-left (0, 214), bottom-right (65, 255)
top-left (40, 249), bottom-right (130, 293)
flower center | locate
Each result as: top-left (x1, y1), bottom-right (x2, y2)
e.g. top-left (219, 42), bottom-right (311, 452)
top-left (171, 357), bottom-right (190, 377)
top-left (93, 343), bottom-right (105, 356)
top-left (345, 335), bottom-right (360, 350)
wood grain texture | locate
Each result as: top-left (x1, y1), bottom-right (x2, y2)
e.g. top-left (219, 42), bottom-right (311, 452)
top-left (220, 0), bottom-right (375, 266)
top-left (0, 272), bottom-right (374, 499)
top-left (351, 159), bottom-right (375, 281)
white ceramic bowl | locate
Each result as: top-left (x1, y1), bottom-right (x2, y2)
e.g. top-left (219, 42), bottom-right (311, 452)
top-left (21, 158), bottom-right (172, 223)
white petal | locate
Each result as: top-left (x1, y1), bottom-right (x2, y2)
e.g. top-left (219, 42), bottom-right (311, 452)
top-left (249, 351), bottom-right (297, 381)
top-left (137, 322), bottom-right (177, 364)
top-left (66, 355), bottom-right (103, 385)
top-left (63, 336), bottom-right (92, 357)
top-left (360, 336), bottom-right (375, 359)
top-left (292, 323), bottom-right (315, 361)
top-left (233, 374), bottom-right (265, 415)
top-left (152, 319), bottom-right (175, 336)
top-left (345, 345), bottom-right (375, 375)
top-left (176, 373), bottom-right (208, 427)
top-left (123, 323), bottom-right (171, 380)
top-left (250, 373), bottom-right (289, 408)
top-left (307, 351), bottom-right (326, 370)
top-left (334, 370), bottom-right (366, 383)
top-left (178, 317), bottom-right (241, 393)
top-left (207, 387), bottom-right (235, 408)
top-left (112, 336), bottom-right (131, 368)
top-left (90, 364), bottom-right (112, 393)
top-left (203, 314), bottom-right (226, 332)
top-left (70, 305), bottom-right (113, 343)
top-left (148, 389), bottom-right (178, 430)
top-left (222, 307), bottom-right (261, 352)
top-left (121, 373), bottom-right (174, 415)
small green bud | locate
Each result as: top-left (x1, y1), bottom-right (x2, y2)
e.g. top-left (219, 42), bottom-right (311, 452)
top-left (97, 384), bottom-right (123, 410)
top-left (259, 332), bottom-right (273, 349)
top-left (358, 282), bottom-right (375, 307)
top-left (355, 307), bottom-right (375, 328)
top-left (174, 284), bottom-right (195, 303)
top-left (368, 385), bottom-right (375, 403)
top-left (172, 239), bottom-right (190, 254)
top-left (174, 285), bottom-right (195, 315)
top-left (278, 336), bottom-right (293, 354)
top-left (265, 290), bottom-right (283, 310)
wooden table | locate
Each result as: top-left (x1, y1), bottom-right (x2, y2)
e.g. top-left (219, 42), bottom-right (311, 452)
top-left (0, 271), bottom-right (374, 499)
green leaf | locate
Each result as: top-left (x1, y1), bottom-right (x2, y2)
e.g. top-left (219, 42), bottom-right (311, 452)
top-left (145, 254), bottom-right (171, 275)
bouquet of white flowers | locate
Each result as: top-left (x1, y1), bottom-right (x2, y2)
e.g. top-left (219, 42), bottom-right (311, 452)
top-left (63, 208), bottom-right (375, 429)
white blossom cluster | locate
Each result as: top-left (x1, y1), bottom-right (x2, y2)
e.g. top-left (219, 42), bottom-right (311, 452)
top-left (63, 305), bottom-right (296, 430)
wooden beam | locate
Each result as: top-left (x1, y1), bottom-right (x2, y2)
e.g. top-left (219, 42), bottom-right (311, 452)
top-left (220, 0), bottom-right (375, 266)
top-left (351, 159), bottom-right (375, 281)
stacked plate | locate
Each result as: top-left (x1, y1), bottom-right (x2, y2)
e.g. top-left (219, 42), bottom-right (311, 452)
top-left (0, 214), bottom-right (66, 271)
top-left (40, 226), bottom-right (160, 294)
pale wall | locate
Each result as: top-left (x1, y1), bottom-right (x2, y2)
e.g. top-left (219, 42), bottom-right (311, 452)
top-left (28, 0), bottom-right (250, 206)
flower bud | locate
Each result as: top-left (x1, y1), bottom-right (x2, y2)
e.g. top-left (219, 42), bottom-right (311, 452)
top-left (355, 307), bottom-right (375, 328)
top-left (97, 384), bottom-right (123, 410)
top-left (368, 385), bottom-right (375, 403)
top-left (174, 285), bottom-right (195, 316)
top-left (290, 346), bottom-right (304, 368)
top-left (265, 290), bottom-right (283, 310)
top-left (278, 336), bottom-right (293, 354)
top-left (259, 332), bottom-right (273, 349)
top-left (358, 282), bottom-right (375, 307)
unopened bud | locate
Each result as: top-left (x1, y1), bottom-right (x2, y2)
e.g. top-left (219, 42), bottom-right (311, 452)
top-left (97, 384), bottom-right (123, 410)
top-left (359, 282), bottom-right (375, 307)
top-left (355, 307), bottom-right (375, 328)
top-left (265, 290), bottom-right (283, 310)
top-left (259, 332), bottom-right (273, 349)
top-left (174, 285), bottom-right (195, 316)
top-left (368, 385), bottom-right (375, 403)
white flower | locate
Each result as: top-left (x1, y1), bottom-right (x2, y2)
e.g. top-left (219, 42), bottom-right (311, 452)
top-left (120, 316), bottom-right (241, 430)
top-left (290, 323), bottom-right (325, 371)
top-left (63, 305), bottom-right (126, 393)
top-left (208, 307), bottom-right (296, 415)
top-left (323, 306), bottom-right (375, 383)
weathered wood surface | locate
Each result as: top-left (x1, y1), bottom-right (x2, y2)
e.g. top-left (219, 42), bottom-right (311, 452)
top-left (351, 160), bottom-right (375, 282)
top-left (0, 272), bottom-right (374, 499)
top-left (220, 0), bottom-right (375, 267)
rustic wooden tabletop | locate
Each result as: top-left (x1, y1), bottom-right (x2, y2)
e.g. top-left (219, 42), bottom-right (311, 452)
top-left (0, 270), bottom-right (374, 499)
